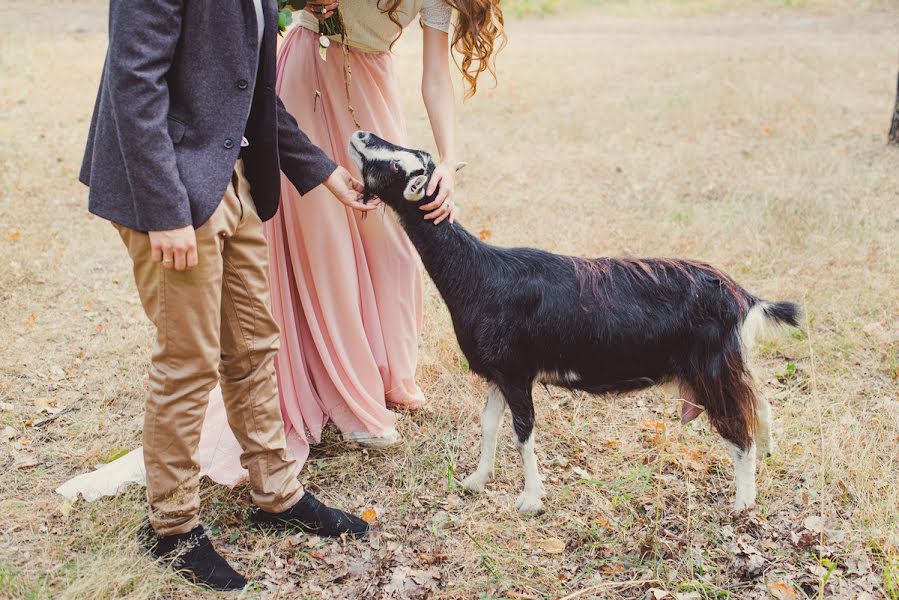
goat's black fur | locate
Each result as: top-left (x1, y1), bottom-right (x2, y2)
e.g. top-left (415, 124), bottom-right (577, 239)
top-left (349, 131), bottom-right (801, 510)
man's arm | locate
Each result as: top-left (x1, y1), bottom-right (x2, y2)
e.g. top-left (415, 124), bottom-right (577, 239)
top-left (275, 96), bottom-right (337, 195)
top-left (106, 0), bottom-right (191, 231)
top-left (107, 0), bottom-right (196, 269)
top-left (276, 97), bottom-right (377, 211)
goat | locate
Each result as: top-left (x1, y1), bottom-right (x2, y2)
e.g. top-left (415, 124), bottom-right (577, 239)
top-left (348, 130), bottom-right (801, 514)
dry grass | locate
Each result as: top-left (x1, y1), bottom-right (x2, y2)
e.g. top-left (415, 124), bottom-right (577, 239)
top-left (1, 1), bottom-right (897, 598)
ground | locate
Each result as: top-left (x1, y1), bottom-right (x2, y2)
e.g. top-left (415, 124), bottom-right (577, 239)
top-left (1, 1), bottom-right (897, 598)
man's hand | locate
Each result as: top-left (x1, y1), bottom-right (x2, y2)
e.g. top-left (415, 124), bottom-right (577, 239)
top-left (324, 166), bottom-right (380, 212)
top-left (149, 225), bottom-right (198, 271)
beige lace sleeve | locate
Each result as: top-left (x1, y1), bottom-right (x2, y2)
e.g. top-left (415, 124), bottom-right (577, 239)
top-left (420, 0), bottom-right (452, 32)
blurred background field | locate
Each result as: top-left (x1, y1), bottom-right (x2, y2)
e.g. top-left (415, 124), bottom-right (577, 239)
top-left (1, 0), bottom-right (897, 598)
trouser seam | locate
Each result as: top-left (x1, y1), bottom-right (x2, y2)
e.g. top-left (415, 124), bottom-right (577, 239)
top-left (221, 252), bottom-right (270, 497)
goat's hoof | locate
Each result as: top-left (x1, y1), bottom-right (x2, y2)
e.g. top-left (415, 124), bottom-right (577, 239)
top-left (756, 440), bottom-right (776, 461)
top-left (515, 493), bottom-right (546, 515)
top-left (460, 472), bottom-right (489, 494)
top-left (732, 498), bottom-right (755, 513)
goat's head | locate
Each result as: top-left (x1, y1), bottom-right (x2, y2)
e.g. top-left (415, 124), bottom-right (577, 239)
top-left (348, 131), bottom-right (464, 209)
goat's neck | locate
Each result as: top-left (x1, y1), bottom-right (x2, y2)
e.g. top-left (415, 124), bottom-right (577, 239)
top-left (391, 200), bottom-right (485, 305)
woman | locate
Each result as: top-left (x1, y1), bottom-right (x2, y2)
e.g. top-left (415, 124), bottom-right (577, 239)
top-left (198, 0), bottom-right (505, 484)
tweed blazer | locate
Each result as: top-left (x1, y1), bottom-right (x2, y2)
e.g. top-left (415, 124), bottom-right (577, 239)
top-left (80, 0), bottom-right (337, 232)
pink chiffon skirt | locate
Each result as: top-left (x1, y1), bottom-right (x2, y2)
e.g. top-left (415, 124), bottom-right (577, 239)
top-left (198, 27), bottom-right (425, 487)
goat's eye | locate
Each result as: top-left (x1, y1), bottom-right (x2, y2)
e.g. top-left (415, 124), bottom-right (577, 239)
top-left (390, 161), bottom-right (400, 173)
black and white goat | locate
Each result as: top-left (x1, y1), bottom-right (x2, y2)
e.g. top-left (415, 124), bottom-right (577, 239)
top-left (348, 131), bottom-right (801, 514)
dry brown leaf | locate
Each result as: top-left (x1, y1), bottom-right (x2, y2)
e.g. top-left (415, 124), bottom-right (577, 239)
top-left (8, 231), bottom-right (21, 240)
top-left (26, 313), bottom-right (36, 330)
top-left (535, 537), bottom-right (565, 554)
top-left (361, 507), bottom-right (377, 524)
top-left (803, 515), bottom-right (825, 533)
top-left (478, 229), bottom-right (491, 241)
top-left (641, 420), bottom-right (666, 433)
top-left (767, 581), bottom-right (797, 600)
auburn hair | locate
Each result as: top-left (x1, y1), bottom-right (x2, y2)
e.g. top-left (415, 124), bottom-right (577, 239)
top-left (377, 0), bottom-right (506, 97)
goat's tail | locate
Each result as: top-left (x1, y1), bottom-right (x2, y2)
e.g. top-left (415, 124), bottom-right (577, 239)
top-left (740, 300), bottom-right (803, 351)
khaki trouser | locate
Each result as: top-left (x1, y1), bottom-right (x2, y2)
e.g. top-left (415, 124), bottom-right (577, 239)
top-left (115, 160), bottom-right (303, 536)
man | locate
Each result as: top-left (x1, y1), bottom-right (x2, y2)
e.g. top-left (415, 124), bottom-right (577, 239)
top-left (81, 0), bottom-right (380, 591)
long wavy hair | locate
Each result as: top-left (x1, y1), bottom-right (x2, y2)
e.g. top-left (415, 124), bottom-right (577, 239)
top-left (377, 0), bottom-right (506, 97)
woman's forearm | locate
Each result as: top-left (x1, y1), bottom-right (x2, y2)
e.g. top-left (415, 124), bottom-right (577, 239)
top-left (422, 27), bottom-right (455, 165)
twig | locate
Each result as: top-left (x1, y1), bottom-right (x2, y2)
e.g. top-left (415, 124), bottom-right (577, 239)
top-left (33, 406), bottom-right (78, 428)
top-left (558, 579), bottom-right (660, 600)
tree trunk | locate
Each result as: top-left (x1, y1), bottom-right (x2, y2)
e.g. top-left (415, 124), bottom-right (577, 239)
top-left (890, 66), bottom-right (899, 145)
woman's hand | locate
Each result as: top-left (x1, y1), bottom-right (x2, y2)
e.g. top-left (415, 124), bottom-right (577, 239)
top-left (420, 162), bottom-right (456, 225)
top-left (303, 0), bottom-right (338, 20)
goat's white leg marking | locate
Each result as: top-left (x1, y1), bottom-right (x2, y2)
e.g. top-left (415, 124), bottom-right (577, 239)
top-left (729, 442), bottom-right (757, 511)
top-left (515, 432), bottom-right (546, 515)
top-left (755, 394), bottom-right (774, 460)
top-left (461, 383), bottom-right (505, 493)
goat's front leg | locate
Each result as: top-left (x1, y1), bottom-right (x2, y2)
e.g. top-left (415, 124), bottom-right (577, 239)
top-left (461, 383), bottom-right (506, 493)
top-left (506, 384), bottom-right (545, 515)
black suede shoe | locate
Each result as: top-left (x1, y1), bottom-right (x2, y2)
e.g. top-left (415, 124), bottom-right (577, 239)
top-left (250, 492), bottom-right (369, 538)
top-left (138, 523), bottom-right (248, 592)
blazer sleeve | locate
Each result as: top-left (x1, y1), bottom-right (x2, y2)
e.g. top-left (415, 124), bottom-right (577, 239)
top-left (275, 96), bottom-right (337, 195)
top-left (106, 0), bottom-right (192, 231)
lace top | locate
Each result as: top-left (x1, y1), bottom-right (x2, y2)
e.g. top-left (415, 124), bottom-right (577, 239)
top-left (298, 0), bottom-right (452, 54)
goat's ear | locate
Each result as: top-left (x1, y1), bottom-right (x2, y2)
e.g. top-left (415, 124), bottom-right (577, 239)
top-left (403, 174), bottom-right (429, 201)
top-left (455, 162), bottom-right (467, 172)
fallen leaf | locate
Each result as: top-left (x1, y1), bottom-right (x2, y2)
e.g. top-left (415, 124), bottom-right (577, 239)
top-left (572, 465), bottom-right (592, 480)
top-left (648, 587), bottom-right (670, 599)
top-left (803, 515), bottom-right (825, 533)
top-left (360, 507), bottom-right (377, 524)
top-left (478, 228), bottom-right (491, 241)
top-left (601, 562), bottom-right (625, 574)
top-left (767, 581), bottom-right (797, 600)
top-left (8, 231), bottom-right (21, 240)
top-left (17, 437), bottom-right (31, 446)
top-left (26, 313), bottom-right (36, 330)
top-left (535, 537), bottom-right (565, 554)
top-left (595, 515), bottom-right (614, 530)
top-left (641, 420), bottom-right (666, 433)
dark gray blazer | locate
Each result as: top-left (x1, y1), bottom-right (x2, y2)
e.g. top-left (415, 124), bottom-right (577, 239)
top-left (80, 0), bottom-right (337, 232)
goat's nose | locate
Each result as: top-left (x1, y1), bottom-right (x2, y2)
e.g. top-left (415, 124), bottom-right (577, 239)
top-left (355, 131), bottom-right (370, 142)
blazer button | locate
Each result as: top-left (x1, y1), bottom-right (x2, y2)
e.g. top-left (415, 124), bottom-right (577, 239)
top-left (224, 138), bottom-right (234, 149)
top-left (237, 79), bottom-right (248, 90)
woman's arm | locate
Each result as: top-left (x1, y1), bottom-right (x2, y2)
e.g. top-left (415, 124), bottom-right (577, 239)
top-left (420, 25), bottom-right (457, 225)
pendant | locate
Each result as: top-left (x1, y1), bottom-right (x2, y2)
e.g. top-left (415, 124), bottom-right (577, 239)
top-left (319, 34), bottom-right (330, 61)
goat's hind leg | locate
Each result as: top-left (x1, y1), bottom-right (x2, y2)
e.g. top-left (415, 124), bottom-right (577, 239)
top-left (728, 441), bottom-right (758, 512)
top-left (461, 382), bottom-right (506, 494)
top-left (755, 392), bottom-right (775, 460)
